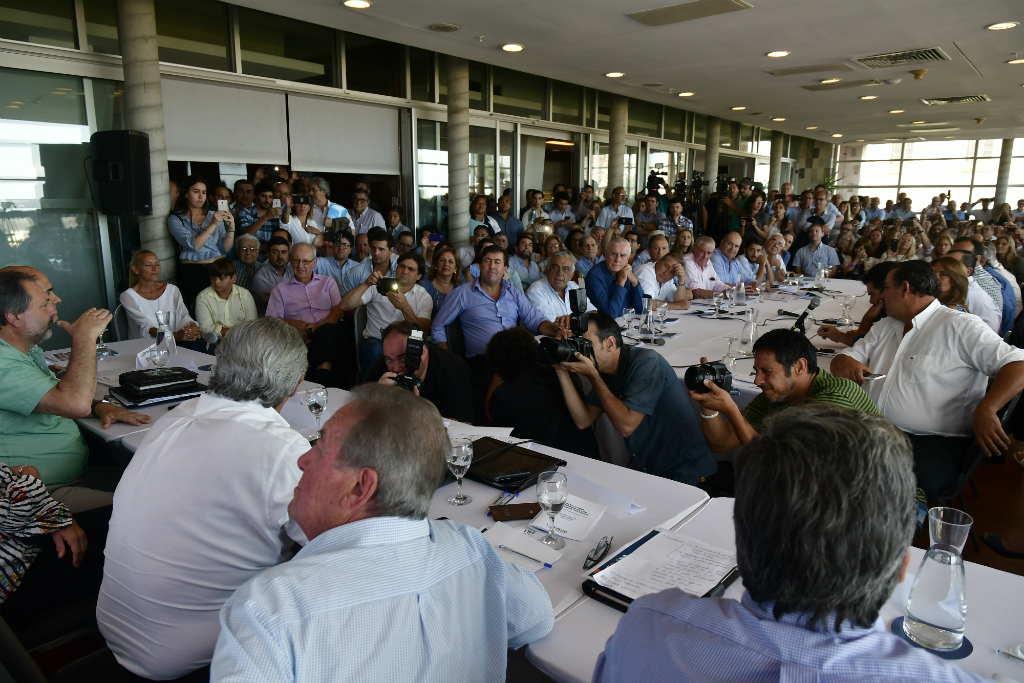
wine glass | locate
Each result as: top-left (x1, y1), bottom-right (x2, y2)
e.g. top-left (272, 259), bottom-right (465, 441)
top-left (656, 302), bottom-right (669, 334)
top-left (712, 291), bottom-right (724, 318)
top-left (722, 285), bottom-right (733, 309)
top-left (838, 296), bottom-right (854, 328)
top-left (622, 308), bottom-right (635, 336)
top-left (446, 437), bottom-right (474, 506)
top-left (754, 282), bottom-right (764, 303)
top-left (300, 386), bottom-right (328, 440)
top-left (95, 331), bottom-right (112, 359)
top-left (722, 336), bottom-right (738, 369)
top-left (536, 471), bottom-right (568, 549)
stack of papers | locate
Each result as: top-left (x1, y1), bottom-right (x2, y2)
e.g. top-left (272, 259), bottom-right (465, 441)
top-left (529, 494), bottom-right (606, 542)
top-left (482, 522), bottom-right (562, 571)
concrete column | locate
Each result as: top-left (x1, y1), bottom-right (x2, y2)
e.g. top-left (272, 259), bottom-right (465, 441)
top-left (116, 0), bottom-right (175, 281)
top-left (608, 95), bottom-right (628, 195)
top-left (446, 56), bottom-right (470, 248)
top-left (768, 130), bottom-right (784, 191)
top-left (704, 117), bottom-right (721, 196)
top-left (995, 138), bottom-right (1015, 206)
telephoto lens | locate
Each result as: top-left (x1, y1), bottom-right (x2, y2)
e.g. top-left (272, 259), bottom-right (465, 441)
top-left (537, 337), bottom-right (594, 365)
top-left (683, 362), bottom-right (733, 393)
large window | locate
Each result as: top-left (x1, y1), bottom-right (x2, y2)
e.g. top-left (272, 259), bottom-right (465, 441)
top-left (551, 81), bottom-right (581, 125)
top-left (345, 33), bottom-right (403, 98)
top-left (417, 120), bottom-right (447, 232)
top-left (627, 98), bottom-right (660, 137)
top-left (663, 107), bottom-right (688, 143)
top-left (238, 7), bottom-right (335, 86)
top-left (468, 126), bottom-right (495, 198)
top-left (436, 57), bottom-right (485, 109)
top-left (1, 0), bottom-right (77, 48)
top-left (492, 67), bottom-right (543, 119)
top-left (409, 47), bottom-right (434, 103)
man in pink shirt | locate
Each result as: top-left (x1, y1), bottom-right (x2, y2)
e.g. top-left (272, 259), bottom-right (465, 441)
top-left (684, 235), bottom-right (730, 299)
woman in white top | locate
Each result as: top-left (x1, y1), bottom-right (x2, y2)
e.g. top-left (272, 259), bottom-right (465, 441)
top-left (120, 250), bottom-right (202, 343)
top-left (281, 194), bottom-right (324, 247)
top-left (882, 234), bottom-right (919, 263)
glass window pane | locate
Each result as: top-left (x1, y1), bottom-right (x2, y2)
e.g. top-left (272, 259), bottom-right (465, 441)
top-left (152, 0), bottom-right (231, 71)
top-left (416, 119), bottom-right (447, 232)
top-left (1009, 157), bottom-right (1024, 187)
top-left (593, 142), bottom-right (608, 198)
top-left (720, 121), bottom-right (737, 149)
top-left (663, 107), bottom-right (685, 142)
top-left (783, 134), bottom-right (791, 158)
top-left (345, 33), bottom-right (403, 97)
top-left (0, 68), bottom-right (109, 350)
top-left (739, 124), bottom-right (754, 153)
top-left (627, 98), bottom-right (660, 137)
top-left (409, 48), bottom-right (434, 103)
top-left (238, 8), bottom-right (334, 86)
top-left (694, 114), bottom-right (706, 146)
top-left (584, 89), bottom-right (596, 129)
top-left (902, 140), bottom-right (974, 160)
top-left (972, 157), bottom-right (999, 186)
top-left (500, 130), bottom-right (513, 196)
top-left (898, 158), bottom-right (976, 186)
top-left (82, 0), bottom-right (119, 54)
top-left (624, 145), bottom-right (638, 200)
top-left (970, 187), bottom-right (995, 203)
top-left (860, 143), bottom-right (902, 161)
top-left (597, 91), bottom-right (611, 131)
top-left (469, 126), bottom-right (495, 198)
top-left (756, 128), bottom-right (771, 156)
top-left (91, 79), bottom-right (125, 132)
top-left (492, 67), bottom-right (543, 120)
top-left (468, 61), bottom-right (485, 112)
top-left (837, 159), bottom-right (901, 188)
top-left (1, 0), bottom-right (77, 48)
top-left (551, 81), bottom-right (581, 125)
top-left (976, 139), bottom-right (1001, 158)
top-left (437, 55), bottom-right (447, 105)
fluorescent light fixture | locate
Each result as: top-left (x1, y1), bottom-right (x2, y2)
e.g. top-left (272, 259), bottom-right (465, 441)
top-left (912, 120), bottom-right (926, 124)
top-left (343, 0), bottom-right (372, 7)
top-left (832, 133), bottom-right (843, 137)
top-left (501, 44), bottom-right (524, 52)
top-left (889, 109), bottom-right (904, 113)
top-left (987, 22), bottom-right (1018, 30)
top-left (945, 135), bottom-right (955, 138)
top-left (545, 140), bottom-right (575, 146)
top-left (821, 78), bottom-right (841, 84)
top-left (855, 139), bottom-right (865, 142)
top-left (772, 117), bottom-right (785, 121)
top-left (806, 126), bottom-right (817, 130)
top-left (678, 92), bottom-right (694, 97)
top-left (605, 72), bottom-right (624, 78)
top-left (766, 51), bottom-right (790, 58)
top-left (1009, 58), bottom-right (1024, 64)
top-left (860, 95), bottom-right (878, 100)
top-left (731, 106), bottom-right (746, 110)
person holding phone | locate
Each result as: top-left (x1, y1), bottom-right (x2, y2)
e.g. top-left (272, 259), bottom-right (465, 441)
top-left (238, 181), bottom-right (282, 251)
top-left (167, 174), bottom-right (236, 312)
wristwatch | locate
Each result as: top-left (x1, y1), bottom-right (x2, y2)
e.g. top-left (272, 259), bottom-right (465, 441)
top-left (91, 399), bottom-right (112, 417)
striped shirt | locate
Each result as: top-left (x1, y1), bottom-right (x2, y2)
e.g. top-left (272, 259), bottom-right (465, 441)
top-left (741, 369), bottom-right (881, 429)
top-left (0, 463), bottom-right (72, 602)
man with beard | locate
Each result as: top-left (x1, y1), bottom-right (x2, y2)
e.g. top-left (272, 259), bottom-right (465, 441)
top-left (689, 329), bottom-right (879, 453)
top-left (508, 234), bottom-right (540, 287)
top-left (0, 269), bottom-right (149, 511)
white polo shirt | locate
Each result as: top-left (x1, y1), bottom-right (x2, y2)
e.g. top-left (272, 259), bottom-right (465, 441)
top-left (525, 278), bottom-right (596, 322)
top-left (359, 283), bottom-right (433, 340)
top-left (635, 262), bottom-right (677, 301)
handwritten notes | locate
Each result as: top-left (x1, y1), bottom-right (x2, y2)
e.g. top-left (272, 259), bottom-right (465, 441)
top-left (592, 531), bottom-right (735, 600)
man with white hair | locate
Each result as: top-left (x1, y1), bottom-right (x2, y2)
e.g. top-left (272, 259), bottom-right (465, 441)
top-left (97, 317), bottom-right (312, 680)
top-left (527, 251), bottom-right (596, 329)
top-left (307, 177), bottom-right (348, 232)
top-left (635, 253), bottom-right (691, 310)
top-left (684, 236), bottom-right (731, 299)
top-left (585, 237), bottom-right (646, 316)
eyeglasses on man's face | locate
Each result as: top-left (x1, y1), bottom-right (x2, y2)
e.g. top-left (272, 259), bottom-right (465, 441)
top-left (291, 258), bottom-right (316, 266)
top-left (238, 246), bottom-right (258, 252)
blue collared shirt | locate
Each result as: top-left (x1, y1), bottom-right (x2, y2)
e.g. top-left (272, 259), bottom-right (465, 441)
top-left (508, 254), bottom-right (541, 287)
top-left (791, 243), bottom-right (841, 278)
top-left (944, 209), bottom-right (966, 221)
top-left (313, 256), bottom-right (359, 291)
top-left (658, 216), bottom-right (692, 242)
top-left (339, 255), bottom-right (399, 297)
top-left (585, 261), bottom-right (645, 316)
top-left (167, 211), bottom-right (230, 262)
top-left (593, 589), bottom-right (989, 683)
top-left (575, 256), bottom-right (598, 277)
top-left (984, 265), bottom-right (1015, 334)
top-left (492, 213), bottom-right (525, 247)
top-left (432, 279), bottom-right (549, 358)
top-left (596, 204), bottom-right (634, 229)
top-left (862, 206), bottom-right (887, 224)
top-left (710, 249), bottom-right (756, 285)
top-left (211, 517), bottom-right (553, 683)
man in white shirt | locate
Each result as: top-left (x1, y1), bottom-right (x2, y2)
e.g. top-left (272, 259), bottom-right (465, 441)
top-left (459, 224), bottom-right (492, 268)
top-left (350, 188), bottom-right (386, 235)
top-left (526, 251), bottom-right (596, 329)
top-left (967, 197), bottom-right (994, 223)
top-left (307, 177), bottom-right (347, 232)
top-left (97, 318), bottom-right (311, 680)
top-left (684, 235), bottom-right (730, 299)
top-left (831, 261), bottom-right (1024, 497)
top-left (339, 251), bottom-right (432, 373)
top-left (636, 253), bottom-right (691, 310)
top-left (521, 190), bottom-right (549, 228)
top-left (947, 250), bottom-right (1001, 333)
top-left (210, 385), bottom-right (554, 682)
top-left (596, 186), bottom-right (634, 229)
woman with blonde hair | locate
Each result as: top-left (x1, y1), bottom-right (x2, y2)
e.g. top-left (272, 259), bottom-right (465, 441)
top-left (120, 250), bottom-right (203, 345)
top-left (673, 228), bottom-right (694, 256)
top-left (991, 202), bottom-right (1014, 225)
top-left (995, 234), bottom-right (1024, 286)
top-left (420, 244), bottom-right (462, 319)
top-left (884, 233), bottom-right (918, 262)
top-left (931, 256), bottom-right (971, 313)
top-left (929, 234), bottom-right (954, 262)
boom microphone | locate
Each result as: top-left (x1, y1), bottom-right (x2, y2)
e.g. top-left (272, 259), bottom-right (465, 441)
top-left (791, 297), bottom-right (821, 335)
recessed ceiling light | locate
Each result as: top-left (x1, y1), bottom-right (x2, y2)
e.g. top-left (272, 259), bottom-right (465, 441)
top-left (772, 117), bottom-right (786, 121)
top-left (678, 92), bottom-right (694, 97)
top-left (821, 78), bottom-right (841, 84)
top-left (343, 0), bottom-right (372, 7)
top-left (1009, 58), bottom-right (1024, 64)
top-left (912, 120), bottom-right (926, 124)
top-left (501, 43), bottom-right (524, 52)
top-left (855, 139), bottom-right (865, 142)
top-left (806, 126), bottom-right (817, 130)
top-left (832, 133), bottom-right (843, 137)
top-left (731, 106), bottom-right (746, 110)
top-left (605, 72), bottom-right (624, 78)
top-left (987, 22), bottom-right (1018, 30)
top-left (429, 23), bottom-right (460, 32)
top-left (889, 109), bottom-right (904, 113)
top-left (860, 95), bottom-right (878, 100)
top-left (766, 51), bottom-right (790, 58)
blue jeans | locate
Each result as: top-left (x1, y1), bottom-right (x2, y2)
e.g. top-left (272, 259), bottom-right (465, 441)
top-left (360, 336), bottom-right (383, 380)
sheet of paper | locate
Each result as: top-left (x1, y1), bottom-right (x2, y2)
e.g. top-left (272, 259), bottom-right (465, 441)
top-left (481, 521), bottom-right (562, 571)
top-left (761, 292), bottom-right (792, 301)
top-left (443, 421), bottom-right (514, 438)
top-left (529, 494), bottom-right (607, 542)
top-left (97, 373), bottom-right (121, 388)
top-left (592, 531), bottom-right (735, 601)
top-left (562, 471), bottom-right (646, 519)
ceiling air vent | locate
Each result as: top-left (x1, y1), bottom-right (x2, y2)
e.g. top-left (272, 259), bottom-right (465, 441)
top-left (767, 64), bottom-right (856, 77)
top-left (627, 0), bottom-right (752, 27)
top-left (855, 47), bottom-right (951, 69)
top-left (429, 23), bottom-right (460, 33)
top-left (921, 94), bottom-right (991, 105)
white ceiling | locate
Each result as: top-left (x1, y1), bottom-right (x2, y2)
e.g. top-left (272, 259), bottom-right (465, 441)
top-left (235, 0), bottom-right (1024, 145)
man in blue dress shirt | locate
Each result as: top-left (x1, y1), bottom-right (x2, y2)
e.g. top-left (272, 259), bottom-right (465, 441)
top-left (211, 385), bottom-right (554, 682)
top-left (508, 235), bottom-right (541, 287)
top-left (594, 403), bottom-right (989, 683)
top-left (586, 237), bottom-right (645, 316)
top-left (791, 220), bottom-right (840, 279)
top-left (710, 232), bottom-right (756, 288)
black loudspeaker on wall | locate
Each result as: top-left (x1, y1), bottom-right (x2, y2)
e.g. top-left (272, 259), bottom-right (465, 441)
top-left (90, 130), bottom-right (153, 215)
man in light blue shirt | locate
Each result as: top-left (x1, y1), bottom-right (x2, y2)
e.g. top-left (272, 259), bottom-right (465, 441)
top-left (339, 228), bottom-right (398, 297)
top-left (548, 192), bottom-right (576, 240)
top-left (800, 191), bottom-right (844, 235)
top-left (596, 187), bottom-right (634, 229)
top-left (508, 235), bottom-right (541, 287)
top-left (211, 385), bottom-right (554, 683)
top-left (943, 200), bottom-right (966, 222)
top-left (710, 232), bottom-right (755, 287)
top-left (862, 196), bottom-right (887, 225)
top-left (594, 404), bottom-right (988, 683)
top-left (313, 230), bottom-right (358, 290)
top-left (892, 197), bottom-right (917, 221)
top-left (791, 220), bottom-right (840, 278)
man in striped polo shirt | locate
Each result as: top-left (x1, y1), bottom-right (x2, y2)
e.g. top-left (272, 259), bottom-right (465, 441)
top-left (691, 328), bottom-right (880, 454)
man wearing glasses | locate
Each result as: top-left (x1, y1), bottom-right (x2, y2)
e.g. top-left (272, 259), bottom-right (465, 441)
top-left (350, 188), bottom-right (386, 235)
top-left (313, 229), bottom-right (358, 291)
top-left (232, 234), bottom-right (264, 292)
top-left (596, 186), bottom-right (635, 231)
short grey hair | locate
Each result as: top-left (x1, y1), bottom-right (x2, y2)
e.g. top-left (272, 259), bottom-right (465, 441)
top-left (549, 250), bottom-right (574, 262)
top-left (234, 233), bottom-right (258, 249)
top-left (604, 236), bottom-right (629, 254)
top-left (333, 384), bottom-right (448, 519)
top-left (291, 242), bottom-right (315, 260)
top-left (694, 235), bottom-right (716, 251)
top-left (307, 176), bottom-right (330, 196)
top-left (0, 271), bottom-right (35, 327)
top-left (207, 317), bottom-right (308, 408)
top-left (977, 240), bottom-right (996, 265)
top-left (734, 403), bottom-right (916, 631)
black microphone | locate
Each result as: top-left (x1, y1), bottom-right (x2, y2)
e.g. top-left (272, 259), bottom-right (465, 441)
top-left (791, 297), bottom-right (821, 334)
top-left (776, 309), bottom-right (801, 318)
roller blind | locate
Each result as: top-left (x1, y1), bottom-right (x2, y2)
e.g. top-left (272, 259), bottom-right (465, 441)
top-left (288, 94), bottom-right (399, 174)
top-left (161, 78), bottom-right (288, 164)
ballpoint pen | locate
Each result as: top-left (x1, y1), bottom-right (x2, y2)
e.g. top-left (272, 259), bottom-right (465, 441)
top-left (498, 545), bottom-right (552, 568)
top-left (997, 648), bottom-right (1024, 663)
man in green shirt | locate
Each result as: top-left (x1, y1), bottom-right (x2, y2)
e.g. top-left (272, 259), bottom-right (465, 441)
top-left (690, 328), bottom-right (881, 453)
top-left (0, 268), bottom-right (149, 512)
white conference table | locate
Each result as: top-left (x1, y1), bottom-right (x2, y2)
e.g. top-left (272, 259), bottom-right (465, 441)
top-left (530, 497), bottom-right (1024, 683)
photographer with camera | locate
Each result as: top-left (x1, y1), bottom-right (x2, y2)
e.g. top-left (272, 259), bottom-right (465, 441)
top-left (527, 251), bottom-right (597, 329)
top-left (339, 228), bottom-right (398, 298)
top-left (368, 322), bottom-right (475, 424)
top-left (689, 330), bottom-right (880, 454)
top-left (553, 311), bottom-right (716, 486)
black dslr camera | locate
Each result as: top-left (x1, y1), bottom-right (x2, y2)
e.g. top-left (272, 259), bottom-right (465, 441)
top-left (394, 330), bottom-right (425, 393)
top-left (683, 362), bottom-right (733, 394)
top-left (537, 289), bottom-right (593, 364)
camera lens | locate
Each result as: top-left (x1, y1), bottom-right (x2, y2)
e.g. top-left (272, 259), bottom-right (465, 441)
top-left (537, 337), bottom-right (575, 364)
top-left (683, 365), bottom-right (713, 393)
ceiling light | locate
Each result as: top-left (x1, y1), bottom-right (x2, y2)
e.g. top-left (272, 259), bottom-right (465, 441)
top-left (1009, 58), bottom-right (1024, 64)
top-left (889, 109), bottom-right (904, 113)
top-left (987, 22), bottom-right (1018, 30)
top-left (832, 133), bottom-right (843, 137)
top-left (429, 23), bottom-right (460, 32)
top-left (912, 120), bottom-right (926, 124)
top-left (343, 0), bottom-right (372, 7)
top-left (945, 135), bottom-right (956, 138)
top-left (501, 44), bottom-right (524, 52)
top-left (766, 51), bottom-right (790, 58)
top-left (806, 126), bottom-right (817, 130)
top-left (772, 117), bottom-right (786, 121)
top-left (545, 140), bottom-right (575, 146)
top-left (821, 78), bottom-right (841, 84)
top-left (605, 72), bottom-right (624, 78)
top-left (678, 92), bottom-right (694, 97)
top-left (856, 139), bottom-right (865, 142)
top-left (860, 95), bottom-right (877, 100)
top-left (731, 106), bottom-right (746, 110)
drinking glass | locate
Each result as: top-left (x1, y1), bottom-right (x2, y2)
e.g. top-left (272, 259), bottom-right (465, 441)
top-left (838, 297), bottom-right (855, 328)
top-left (446, 437), bottom-right (474, 505)
top-left (95, 332), bottom-right (112, 359)
top-left (738, 309), bottom-right (758, 356)
top-left (536, 471), bottom-right (568, 549)
top-left (722, 285), bottom-right (733, 308)
top-left (754, 282), bottom-right (764, 303)
top-left (734, 283), bottom-right (746, 306)
top-left (656, 302), bottom-right (669, 333)
top-left (903, 507), bottom-right (972, 651)
top-left (622, 308), bottom-right (635, 335)
top-left (712, 291), bottom-right (724, 318)
top-left (722, 336), bottom-right (738, 369)
top-left (152, 345), bottom-right (169, 368)
top-left (300, 386), bottom-right (329, 439)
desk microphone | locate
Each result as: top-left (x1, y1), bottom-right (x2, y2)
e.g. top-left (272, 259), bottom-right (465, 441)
top-left (776, 309), bottom-right (801, 318)
top-left (791, 297), bottom-right (821, 334)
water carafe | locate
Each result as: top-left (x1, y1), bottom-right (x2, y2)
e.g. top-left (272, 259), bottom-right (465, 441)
top-left (738, 309), bottom-right (758, 356)
top-left (903, 507), bottom-right (971, 651)
top-left (734, 282), bottom-right (746, 306)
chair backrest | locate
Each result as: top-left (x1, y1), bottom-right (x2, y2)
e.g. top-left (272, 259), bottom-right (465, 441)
top-left (444, 317), bottom-right (467, 359)
top-left (0, 615), bottom-right (47, 683)
top-left (353, 305), bottom-right (368, 375)
top-left (112, 303), bottom-right (126, 342)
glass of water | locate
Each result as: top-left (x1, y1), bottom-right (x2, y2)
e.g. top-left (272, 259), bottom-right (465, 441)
top-left (300, 386), bottom-right (328, 440)
top-left (656, 302), bottom-right (669, 333)
top-left (838, 297), bottom-right (855, 328)
top-left (754, 282), bottom-right (764, 303)
top-left (712, 291), bottom-right (724, 318)
top-left (622, 308), bottom-right (635, 336)
top-left (536, 471), bottom-right (568, 549)
top-left (903, 507), bottom-right (972, 651)
top-left (722, 336), bottom-right (738, 369)
top-left (446, 437), bottom-right (474, 506)
top-left (96, 331), bottom-right (113, 359)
